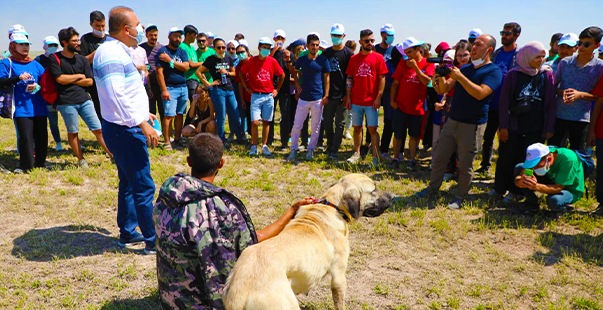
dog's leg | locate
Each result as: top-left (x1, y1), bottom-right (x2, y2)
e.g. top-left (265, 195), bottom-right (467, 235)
top-left (330, 264), bottom-right (347, 310)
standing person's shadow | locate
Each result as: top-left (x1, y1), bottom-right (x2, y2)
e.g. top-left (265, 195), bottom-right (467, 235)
top-left (12, 225), bottom-right (118, 261)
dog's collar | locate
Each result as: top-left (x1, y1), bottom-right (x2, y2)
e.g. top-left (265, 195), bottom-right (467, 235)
top-left (314, 198), bottom-right (351, 223)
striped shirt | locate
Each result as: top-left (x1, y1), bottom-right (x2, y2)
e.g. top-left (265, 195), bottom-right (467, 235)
top-left (93, 36), bottom-right (149, 128)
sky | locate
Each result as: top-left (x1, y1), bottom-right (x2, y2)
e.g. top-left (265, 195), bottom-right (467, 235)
top-left (2, 0), bottom-right (603, 53)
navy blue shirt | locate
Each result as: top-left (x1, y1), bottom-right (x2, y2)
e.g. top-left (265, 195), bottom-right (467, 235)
top-left (489, 49), bottom-right (515, 111)
top-left (450, 63), bottom-right (503, 125)
top-left (155, 45), bottom-right (189, 86)
top-left (295, 55), bottom-right (331, 101)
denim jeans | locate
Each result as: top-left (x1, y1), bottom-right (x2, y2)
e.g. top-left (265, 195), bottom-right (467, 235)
top-left (47, 105), bottom-right (61, 143)
top-left (513, 163), bottom-right (574, 211)
top-left (210, 87), bottom-right (242, 141)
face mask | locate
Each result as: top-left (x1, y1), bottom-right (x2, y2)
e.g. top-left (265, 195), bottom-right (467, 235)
top-left (92, 29), bottom-right (105, 37)
top-left (260, 48), bottom-right (271, 57)
top-left (472, 50), bottom-right (488, 67)
top-left (331, 36), bottom-right (343, 46)
top-left (237, 52), bottom-right (248, 60)
top-left (534, 159), bottom-right (550, 176)
top-left (127, 24), bottom-right (145, 45)
top-left (47, 46), bottom-right (58, 54)
top-left (385, 36), bottom-right (394, 45)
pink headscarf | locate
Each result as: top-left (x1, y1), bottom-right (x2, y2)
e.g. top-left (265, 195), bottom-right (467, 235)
top-left (509, 41), bottom-right (550, 76)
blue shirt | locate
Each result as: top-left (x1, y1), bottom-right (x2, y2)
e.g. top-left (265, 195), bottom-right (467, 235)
top-left (544, 57), bottom-right (561, 74)
top-left (489, 49), bottom-right (515, 111)
top-left (0, 59), bottom-right (48, 118)
top-left (555, 54), bottom-right (603, 122)
top-left (155, 45), bottom-right (189, 86)
top-left (450, 63), bottom-right (503, 125)
top-left (295, 55), bottom-right (331, 101)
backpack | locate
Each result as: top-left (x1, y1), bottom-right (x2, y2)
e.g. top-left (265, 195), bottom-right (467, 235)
top-left (0, 58), bottom-right (14, 119)
top-left (574, 150), bottom-right (595, 179)
top-left (40, 53), bottom-right (60, 105)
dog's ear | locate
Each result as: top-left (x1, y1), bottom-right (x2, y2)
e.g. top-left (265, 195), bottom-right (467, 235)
top-left (342, 186), bottom-right (361, 219)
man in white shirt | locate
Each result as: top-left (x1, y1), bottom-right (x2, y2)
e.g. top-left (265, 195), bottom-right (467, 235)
top-left (93, 6), bottom-right (159, 255)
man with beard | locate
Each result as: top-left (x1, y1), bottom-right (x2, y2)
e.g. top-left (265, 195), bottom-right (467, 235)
top-left (547, 33), bottom-right (563, 62)
top-left (79, 10), bottom-right (107, 120)
top-left (140, 24), bottom-right (164, 120)
top-left (49, 27), bottom-right (113, 169)
top-left (544, 33), bottom-right (578, 74)
top-left (180, 25), bottom-right (203, 126)
top-left (155, 27), bottom-right (190, 150)
top-left (477, 22), bottom-right (520, 176)
top-left (196, 32), bottom-right (217, 85)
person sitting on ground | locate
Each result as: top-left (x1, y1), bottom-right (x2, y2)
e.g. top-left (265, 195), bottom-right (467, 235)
top-left (154, 133), bottom-right (313, 309)
top-left (182, 84), bottom-right (217, 137)
top-left (514, 143), bottom-right (585, 213)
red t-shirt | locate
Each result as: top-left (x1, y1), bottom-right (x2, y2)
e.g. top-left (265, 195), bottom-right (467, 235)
top-left (592, 74), bottom-right (603, 138)
top-left (235, 61), bottom-right (252, 103)
top-left (345, 52), bottom-right (388, 106)
top-left (240, 56), bottom-right (284, 93)
top-left (392, 57), bottom-right (434, 115)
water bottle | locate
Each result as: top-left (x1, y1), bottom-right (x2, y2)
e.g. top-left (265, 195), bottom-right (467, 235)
top-left (221, 73), bottom-right (228, 85)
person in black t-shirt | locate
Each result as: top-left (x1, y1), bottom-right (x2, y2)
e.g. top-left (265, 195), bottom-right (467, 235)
top-left (79, 10), bottom-right (107, 120)
top-left (268, 29), bottom-right (291, 147)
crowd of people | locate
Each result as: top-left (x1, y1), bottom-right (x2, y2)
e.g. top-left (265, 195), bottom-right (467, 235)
top-left (2, 6), bottom-right (603, 309)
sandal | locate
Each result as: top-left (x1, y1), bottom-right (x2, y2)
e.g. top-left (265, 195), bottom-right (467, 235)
top-left (163, 143), bottom-right (173, 151)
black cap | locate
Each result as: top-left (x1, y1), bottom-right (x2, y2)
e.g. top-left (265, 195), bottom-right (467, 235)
top-left (184, 25), bottom-right (198, 35)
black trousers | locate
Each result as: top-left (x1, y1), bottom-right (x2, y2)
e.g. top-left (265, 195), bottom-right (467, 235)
top-left (548, 118), bottom-right (589, 151)
top-left (268, 91), bottom-right (290, 146)
top-left (494, 130), bottom-right (543, 195)
top-left (148, 74), bottom-right (165, 122)
top-left (323, 98), bottom-right (346, 154)
top-left (422, 87), bottom-right (438, 149)
top-left (481, 109), bottom-right (499, 168)
top-left (15, 116), bottom-right (47, 171)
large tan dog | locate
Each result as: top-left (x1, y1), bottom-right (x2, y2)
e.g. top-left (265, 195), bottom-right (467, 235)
top-left (223, 173), bottom-right (393, 310)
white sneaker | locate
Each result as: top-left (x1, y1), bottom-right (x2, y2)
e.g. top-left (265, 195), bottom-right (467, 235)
top-left (262, 145), bottom-right (272, 156)
top-left (55, 142), bottom-right (64, 151)
top-left (347, 152), bottom-right (361, 164)
top-left (306, 149), bottom-right (314, 160)
top-left (287, 150), bottom-right (297, 161)
top-left (344, 131), bottom-right (352, 140)
top-left (249, 145), bottom-right (258, 156)
top-left (78, 159), bottom-right (89, 171)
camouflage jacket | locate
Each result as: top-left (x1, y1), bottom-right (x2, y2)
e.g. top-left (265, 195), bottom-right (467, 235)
top-left (153, 173), bottom-right (258, 310)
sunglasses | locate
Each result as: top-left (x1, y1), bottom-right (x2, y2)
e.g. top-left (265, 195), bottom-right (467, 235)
top-left (227, 47), bottom-right (236, 50)
top-left (197, 39), bottom-right (206, 43)
top-left (577, 40), bottom-right (594, 48)
top-left (215, 46), bottom-right (226, 50)
top-left (500, 31), bottom-right (514, 36)
top-left (362, 39), bottom-right (375, 44)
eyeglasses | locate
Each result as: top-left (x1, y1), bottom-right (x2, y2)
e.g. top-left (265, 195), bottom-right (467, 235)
top-left (215, 46), bottom-right (226, 50)
top-left (362, 39), bottom-right (375, 44)
top-left (577, 40), bottom-right (594, 48)
top-left (227, 47), bottom-right (236, 50)
top-left (500, 31), bottom-right (514, 36)
top-left (197, 39), bottom-right (206, 43)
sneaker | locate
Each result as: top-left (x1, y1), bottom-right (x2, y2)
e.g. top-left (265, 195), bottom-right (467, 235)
top-left (487, 189), bottom-right (504, 200)
top-left (117, 234), bottom-right (145, 248)
top-left (347, 152), bottom-right (361, 164)
top-left (443, 173), bottom-right (455, 181)
top-left (407, 160), bottom-right (417, 171)
top-left (447, 198), bottom-right (465, 210)
top-left (55, 142), bottom-right (64, 151)
top-left (249, 145), bottom-right (258, 156)
top-left (475, 166), bottom-right (490, 175)
top-left (414, 187), bottom-right (434, 199)
top-left (381, 152), bottom-right (392, 161)
top-left (78, 159), bottom-right (89, 171)
top-left (13, 168), bottom-right (24, 174)
top-left (371, 157), bottom-right (380, 167)
top-left (388, 159), bottom-right (400, 169)
top-left (227, 133), bottom-right (235, 142)
top-left (174, 139), bottom-right (188, 148)
top-left (306, 149), bottom-right (314, 160)
top-left (360, 145), bottom-right (370, 159)
top-left (328, 153), bottom-right (338, 160)
top-left (287, 150), bottom-right (297, 161)
top-left (298, 145), bottom-right (306, 152)
top-left (143, 243), bottom-right (157, 255)
top-left (0, 164), bottom-right (11, 174)
top-left (502, 193), bottom-right (524, 204)
top-left (344, 131), bottom-right (352, 140)
top-left (262, 145), bottom-right (272, 156)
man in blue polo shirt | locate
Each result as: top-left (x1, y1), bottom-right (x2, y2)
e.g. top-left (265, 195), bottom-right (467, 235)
top-left (155, 27), bottom-right (189, 150)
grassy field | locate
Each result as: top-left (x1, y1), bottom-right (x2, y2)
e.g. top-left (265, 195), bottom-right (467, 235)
top-left (0, 110), bottom-right (602, 310)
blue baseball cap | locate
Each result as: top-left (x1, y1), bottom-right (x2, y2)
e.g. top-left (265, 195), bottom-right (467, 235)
top-left (330, 23), bottom-right (345, 36)
top-left (558, 33), bottom-right (578, 47)
top-left (380, 24), bottom-right (395, 35)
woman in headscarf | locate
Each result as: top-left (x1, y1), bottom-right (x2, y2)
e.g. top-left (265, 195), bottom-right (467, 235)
top-left (0, 34), bottom-right (48, 173)
top-left (493, 41), bottom-right (556, 203)
top-left (34, 36), bottom-right (63, 151)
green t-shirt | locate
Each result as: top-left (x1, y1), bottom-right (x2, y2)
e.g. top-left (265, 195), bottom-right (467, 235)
top-left (196, 47), bottom-right (217, 83)
top-left (547, 146), bottom-right (584, 203)
top-left (546, 54), bottom-right (559, 62)
top-left (179, 42), bottom-right (199, 82)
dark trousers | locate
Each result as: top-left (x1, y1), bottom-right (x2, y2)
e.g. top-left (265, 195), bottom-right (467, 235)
top-left (323, 98), bottom-right (346, 154)
top-left (423, 87), bottom-right (438, 149)
top-left (88, 83), bottom-right (102, 121)
top-left (148, 75), bottom-right (165, 122)
top-left (494, 130), bottom-right (543, 195)
top-left (102, 121), bottom-right (156, 246)
top-left (184, 79), bottom-right (199, 124)
top-left (381, 118), bottom-right (394, 154)
top-left (14, 116), bottom-right (47, 171)
top-left (480, 109), bottom-right (499, 168)
top-left (267, 91), bottom-right (289, 146)
top-left (289, 95), bottom-right (308, 146)
top-left (548, 118), bottom-right (589, 151)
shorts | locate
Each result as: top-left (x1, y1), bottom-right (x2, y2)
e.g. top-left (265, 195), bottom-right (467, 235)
top-left (393, 109), bottom-right (423, 139)
top-left (351, 104), bottom-right (379, 127)
top-left (250, 93), bottom-right (274, 122)
top-left (57, 100), bottom-right (101, 133)
top-left (163, 85), bottom-right (188, 117)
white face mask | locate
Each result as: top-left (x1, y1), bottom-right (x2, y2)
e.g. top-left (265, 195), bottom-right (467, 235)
top-left (534, 158), bottom-right (551, 176)
top-left (472, 52), bottom-right (486, 67)
top-left (127, 24), bottom-right (145, 45)
top-left (92, 29), bottom-right (105, 37)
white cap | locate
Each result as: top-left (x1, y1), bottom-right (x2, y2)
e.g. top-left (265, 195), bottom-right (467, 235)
top-left (380, 24), bottom-right (395, 35)
top-left (308, 32), bottom-right (321, 40)
top-left (522, 143), bottom-right (550, 168)
top-left (468, 28), bottom-right (482, 39)
top-left (9, 24), bottom-right (28, 37)
top-left (146, 24), bottom-right (158, 31)
top-left (43, 36), bottom-right (59, 45)
top-left (258, 37), bottom-right (273, 47)
top-left (319, 40), bottom-right (329, 49)
top-left (558, 33), bottom-right (579, 47)
top-left (330, 23), bottom-right (345, 35)
top-left (10, 33), bottom-right (30, 44)
top-left (238, 39), bottom-right (249, 48)
top-left (168, 27), bottom-right (184, 35)
top-left (274, 29), bottom-right (286, 39)
top-left (443, 50), bottom-right (456, 61)
top-left (227, 40), bottom-right (239, 48)
top-left (401, 37), bottom-right (425, 51)
top-left (206, 31), bottom-right (215, 38)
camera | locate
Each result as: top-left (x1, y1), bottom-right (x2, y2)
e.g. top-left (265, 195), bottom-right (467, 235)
top-left (427, 57), bottom-right (454, 76)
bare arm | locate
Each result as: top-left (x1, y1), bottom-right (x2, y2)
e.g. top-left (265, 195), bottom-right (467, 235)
top-left (73, 78), bottom-right (93, 87)
top-left (452, 67), bottom-right (493, 100)
top-left (173, 61), bottom-right (189, 72)
top-left (55, 74), bottom-right (86, 85)
top-left (433, 75), bottom-right (456, 95)
top-left (322, 73), bottom-right (330, 98)
top-left (376, 75), bottom-right (385, 100)
top-left (85, 51), bottom-right (95, 64)
top-left (256, 199), bottom-right (313, 243)
top-left (275, 72), bottom-right (285, 92)
top-left (414, 66), bottom-right (431, 86)
top-left (156, 66), bottom-right (167, 92)
top-left (196, 65), bottom-right (217, 87)
top-left (390, 80), bottom-right (399, 108)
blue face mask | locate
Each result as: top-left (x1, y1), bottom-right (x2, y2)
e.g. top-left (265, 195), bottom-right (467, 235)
top-left (47, 46), bottom-right (58, 54)
top-left (385, 35), bottom-right (394, 45)
top-left (534, 159), bottom-right (550, 176)
top-left (259, 48), bottom-right (271, 57)
top-left (237, 52), bottom-right (248, 60)
top-left (331, 36), bottom-right (343, 46)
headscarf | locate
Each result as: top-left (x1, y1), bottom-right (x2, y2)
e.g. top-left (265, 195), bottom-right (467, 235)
top-left (509, 41), bottom-right (550, 76)
top-left (9, 41), bottom-right (33, 63)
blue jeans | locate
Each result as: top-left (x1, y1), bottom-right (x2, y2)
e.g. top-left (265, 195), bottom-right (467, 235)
top-left (57, 100), bottom-right (101, 133)
top-left (102, 121), bottom-right (156, 246)
top-left (513, 163), bottom-right (574, 211)
top-left (47, 105), bottom-right (61, 143)
top-left (210, 87), bottom-right (242, 141)
top-left (163, 85), bottom-right (188, 117)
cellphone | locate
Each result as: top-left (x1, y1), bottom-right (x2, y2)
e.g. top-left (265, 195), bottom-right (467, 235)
top-left (523, 169), bottom-right (533, 177)
top-left (277, 42), bottom-right (283, 48)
